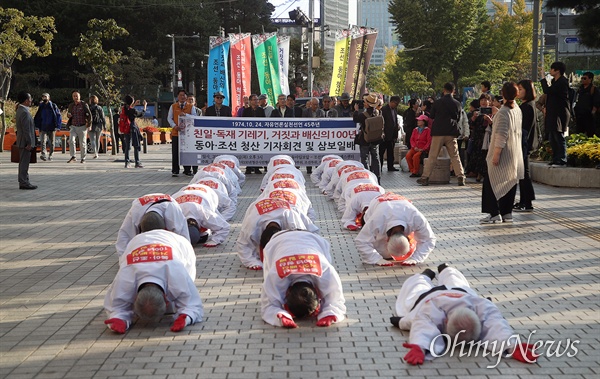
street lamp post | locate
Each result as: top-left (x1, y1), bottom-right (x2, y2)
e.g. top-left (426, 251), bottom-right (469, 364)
top-left (166, 34), bottom-right (201, 100)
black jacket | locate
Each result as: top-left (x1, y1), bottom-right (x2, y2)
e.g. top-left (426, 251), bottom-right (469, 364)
top-left (540, 76), bottom-right (570, 132)
top-left (270, 107), bottom-right (295, 118)
top-left (381, 104), bottom-right (398, 141)
top-left (205, 105), bottom-right (232, 117)
top-left (242, 106), bottom-right (266, 118)
top-left (429, 94), bottom-right (461, 137)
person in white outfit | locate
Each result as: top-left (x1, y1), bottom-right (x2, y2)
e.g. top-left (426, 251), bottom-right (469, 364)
top-left (213, 155), bottom-right (245, 186)
top-left (191, 164), bottom-right (240, 203)
top-left (116, 193), bottom-right (190, 257)
top-left (322, 160), bottom-right (364, 198)
top-left (236, 198), bottom-right (318, 270)
top-left (261, 230), bottom-right (346, 328)
top-left (172, 187), bottom-right (231, 247)
top-left (392, 264), bottom-right (538, 365)
top-left (310, 155), bottom-right (342, 184)
top-left (355, 193), bottom-right (436, 266)
top-left (260, 180), bottom-right (316, 221)
top-left (335, 169), bottom-right (379, 212)
top-left (260, 166), bottom-right (306, 191)
top-left (184, 180), bottom-right (235, 221)
top-left (266, 154), bottom-right (295, 172)
top-left (104, 226), bottom-right (203, 334)
top-left (340, 183), bottom-right (385, 230)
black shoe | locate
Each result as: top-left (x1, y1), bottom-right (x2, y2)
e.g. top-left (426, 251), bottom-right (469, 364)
top-left (438, 263), bottom-right (449, 273)
top-left (409, 173), bottom-right (420, 178)
top-left (19, 184), bottom-right (37, 190)
top-left (183, 171), bottom-right (193, 177)
top-left (172, 173), bottom-right (179, 177)
top-left (254, 169), bottom-right (262, 174)
top-left (306, 167), bottom-right (312, 174)
top-left (390, 316), bottom-right (402, 328)
top-left (245, 168), bottom-right (252, 174)
top-left (388, 167), bottom-right (399, 171)
top-left (422, 269), bottom-right (436, 280)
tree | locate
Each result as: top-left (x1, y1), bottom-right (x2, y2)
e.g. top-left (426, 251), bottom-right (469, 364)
top-left (388, 0), bottom-right (485, 86)
top-left (289, 37), bottom-right (330, 95)
top-left (0, 7), bottom-right (55, 151)
top-left (368, 47), bottom-right (431, 97)
top-left (546, 0), bottom-right (600, 49)
top-left (73, 18), bottom-right (128, 154)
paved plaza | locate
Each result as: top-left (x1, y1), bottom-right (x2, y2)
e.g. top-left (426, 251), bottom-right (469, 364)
top-left (0, 145), bottom-right (599, 379)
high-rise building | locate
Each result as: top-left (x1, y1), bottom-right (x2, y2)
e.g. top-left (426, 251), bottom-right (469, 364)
top-left (357, 0), bottom-right (400, 66)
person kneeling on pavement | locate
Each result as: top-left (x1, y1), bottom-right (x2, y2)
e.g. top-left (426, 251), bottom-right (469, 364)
top-left (261, 230), bottom-right (346, 328)
top-left (391, 264), bottom-right (538, 365)
top-left (104, 213), bottom-right (203, 334)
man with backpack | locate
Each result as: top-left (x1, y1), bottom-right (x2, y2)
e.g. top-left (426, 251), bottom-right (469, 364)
top-left (88, 95), bottom-right (105, 159)
top-left (574, 72), bottom-right (599, 137)
top-left (354, 93), bottom-right (383, 184)
top-left (34, 93), bottom-right (62, 161)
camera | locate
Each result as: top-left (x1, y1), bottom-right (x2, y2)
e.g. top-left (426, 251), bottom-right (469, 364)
top-left (479, 107), bottom-right (492, 115)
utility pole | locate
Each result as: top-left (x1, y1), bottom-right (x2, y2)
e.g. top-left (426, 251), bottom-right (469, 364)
top-left (308, 0), bottom-right (314, 96)
top-left (532, 0), bottom-right (540, 81)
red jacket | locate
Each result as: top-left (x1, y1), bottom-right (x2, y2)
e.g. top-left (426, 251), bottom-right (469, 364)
top-left (410, 127), bottom-right (431, 151)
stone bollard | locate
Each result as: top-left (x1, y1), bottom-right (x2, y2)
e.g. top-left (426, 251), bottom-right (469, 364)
top-left (62, 135), bottom-right (67, 154)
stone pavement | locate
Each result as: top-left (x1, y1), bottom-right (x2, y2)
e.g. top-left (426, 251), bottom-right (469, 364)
top-left (0, 145), bottom-right (598, 379)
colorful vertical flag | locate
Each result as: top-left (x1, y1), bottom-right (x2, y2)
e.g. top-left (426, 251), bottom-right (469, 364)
top-left (229, 33), bottom-right (252, 117)
top-left (277, 36), bottom-right (290, 96)
top-left (252, 32), bottom-right (281, 108)
top-left (208, 36), bottom-right (230, 106)
top-left (329, 29), bottom-right (352, 97)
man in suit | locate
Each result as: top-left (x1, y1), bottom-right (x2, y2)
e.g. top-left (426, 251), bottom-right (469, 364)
top-left (242, 94), bottom-right (266, 174)
top-left (271, 94), bottom-right (294, 118)
top-left (204, 91), bottom-right (232, 117)
top-left (379, 96), bottom-right (401, 171)
top-left (15, 92), bottom-right (37, 190)
top-left (286, 95), bottom-right (303, 117)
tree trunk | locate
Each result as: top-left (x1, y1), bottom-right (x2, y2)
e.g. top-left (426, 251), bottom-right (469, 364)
top-left (0, 100), bottom-right (6, 152)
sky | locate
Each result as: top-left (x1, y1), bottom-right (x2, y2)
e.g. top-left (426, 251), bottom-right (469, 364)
top-left (268, 0), bottom-right (357, 24)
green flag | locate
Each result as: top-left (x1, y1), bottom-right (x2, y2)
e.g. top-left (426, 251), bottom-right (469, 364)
top-left (252, 32), bottom-right (281, 108)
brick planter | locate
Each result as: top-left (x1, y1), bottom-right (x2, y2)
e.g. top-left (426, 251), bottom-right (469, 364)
top-left (161, 131), bottom-right (172, 144)
top-left (146, 132), bottom-right (161, 145)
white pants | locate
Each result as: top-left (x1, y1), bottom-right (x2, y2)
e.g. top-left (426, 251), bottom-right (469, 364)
top-left (69, 125), bottom-right (88, 160)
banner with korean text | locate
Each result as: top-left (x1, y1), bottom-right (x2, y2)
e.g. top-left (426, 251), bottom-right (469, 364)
top-left (178, 116), bottom-right (360, 166)
top-left (329, 29), bottom-right (351, 97)
top-left (208, 36), bottom-right (230, 106)
top-left (357, 29), bottom-right (378, 97)
top-left (252, 33), bottom-right (281, 108)
top-left (229, 33), bottom-right (251, 117)
top-left (344, 26), bottom-right (366, 99)
top-left (277, 36), bottom-right (291, 96)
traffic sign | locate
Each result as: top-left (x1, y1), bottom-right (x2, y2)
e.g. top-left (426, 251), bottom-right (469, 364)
top-left (565, 37), bottom-right (579, 43)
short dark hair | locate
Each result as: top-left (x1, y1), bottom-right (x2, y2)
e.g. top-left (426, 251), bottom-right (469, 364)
top-left (408, 98), bottom-right (418, 107)
top-left (550, 61), bottom-right (566, 75)
top-left (422, 100), bottom-right (432, 111)
top-left (259, 222), bottom-right (282, 251)
top-left (287, 94), bottom-right (296, 100)
top-left (517, 79), bottom-right (536, 102)
top-left (481, 81), bottom-right (491, 90)
top-left (249, 94), bottom-right (258, 100)
top-left (443, 82), bottom-right (455, 93)
top-left (469, 99), bottom-right (480, 108)
top-left (582, 71), bottom-right (594, 81)
top-left (479, 93), bottom-right (492, 101)
top-left (71, 90), bottom-right (80, 95)
top-left (285, 282), bottom-right (319, 319)
top-left (17, 92), bottom-right (31, 104)
top-left (124, 95), bottom-right (134, 106)
top-left (177, 89), bottom-right (187, 96)
top-left (140, 211), bottom-right (166, 232)
top-left (390, 95), bottom-right (401, 103)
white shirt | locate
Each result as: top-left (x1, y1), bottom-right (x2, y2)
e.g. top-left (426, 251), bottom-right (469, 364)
top-left (260, 166), bottom-right (306, 192)
top-left (322, 160), bottom-right (364, 199)
top-left (310, 155), bottom-right (342, 185)
top-left (172, 188), bottom-right (231, 245)
top-left (340, 183), bottom-right (385, 228)
top-left (317, 159), bottom-right (344, 189)
top-left (183, 180), bottom-right (235, 220)
top-left (167, 103), bottom-right (197, 127)
top-left (104, 230), bottom-right (203, 326)
top-left (396, 268), bottom-right (514, 359)
top-left (261, 230), bottom-right (346, 327)
top-left (336, 169), bottom-right (379, 212)
top-left (266, 155), bottom-right (295, 172)
top-left (191, 165), bottom-right (239, 202)
top-left (258, 186), bottom-right (317, 221)
top-left (116, 193), bottom-right (190, 257)
top-left (355, 194), bottom-right (436, 264)
top-left (213, 155), bottom-right (245, 187)
top-left (235, 198), bottom-right (319, 269)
